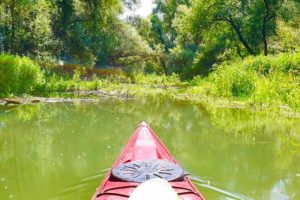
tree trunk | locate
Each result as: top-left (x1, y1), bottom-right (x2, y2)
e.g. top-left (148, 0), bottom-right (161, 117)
top-left (262, 17), bottom-right (268, 56)
top-left (262, 0), bottom-right (270, 56)
top-left (161, 60), bottom-right (168, 75)
top-left (229, 19), bottom-right (255, 55)
top-left (160, 54), bottom-right (168, 75)
top-left (10, 0), bottom-right (16, 54)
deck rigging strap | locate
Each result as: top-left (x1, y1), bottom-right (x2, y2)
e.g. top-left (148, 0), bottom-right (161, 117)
top-left (111, 159), bottom-right (184, 183)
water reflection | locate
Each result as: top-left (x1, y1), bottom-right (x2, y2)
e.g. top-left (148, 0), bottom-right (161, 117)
top-left (0, 98), bottom-right (299, 200)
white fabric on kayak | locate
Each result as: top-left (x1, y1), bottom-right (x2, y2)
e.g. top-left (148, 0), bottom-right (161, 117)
top-left (129, 178), bottom-right (178, 200)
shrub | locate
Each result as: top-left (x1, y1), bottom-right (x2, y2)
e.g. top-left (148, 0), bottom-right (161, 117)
top-left (242, 53), bottom-right (300, 74)
top-left (133, 73), bottom-right (182, 86)
top-left (188, 75), bottom-right (203, 86)
top-left (254, 72), bottom-right (300, 108)
top-left (231, 70), bottom-right (256, 98)
top-left (195, 52), bottom-right (299, 109)
top-left (207, 65), bottom-right (257, 98)
top-left (0, 54), bottom-right (42, 96)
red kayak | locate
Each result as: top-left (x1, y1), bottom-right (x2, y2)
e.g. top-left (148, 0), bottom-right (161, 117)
top-left (92, 122), bottom-right (205, 200)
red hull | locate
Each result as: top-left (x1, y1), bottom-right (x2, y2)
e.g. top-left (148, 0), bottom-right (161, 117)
top-left (92, 122), bottom-right (205, 200)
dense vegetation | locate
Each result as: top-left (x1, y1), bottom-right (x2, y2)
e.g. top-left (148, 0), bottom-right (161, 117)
top-left (0, 0), bottom-right (299, 111)
top-left (185, 53), bottom-right (300, 111)
top-left (0, 55), bottom-right (42, 96)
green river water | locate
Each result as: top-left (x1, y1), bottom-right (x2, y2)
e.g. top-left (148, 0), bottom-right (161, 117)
top-left (0, 98), bottom-right (300, 200)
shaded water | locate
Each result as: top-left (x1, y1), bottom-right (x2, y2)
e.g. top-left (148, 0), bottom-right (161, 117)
top-left (0, 98), bottom-right (300, 200)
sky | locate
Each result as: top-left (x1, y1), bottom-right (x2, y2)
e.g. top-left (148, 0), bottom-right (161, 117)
top-left (122, 0), bottom-right (156, 18)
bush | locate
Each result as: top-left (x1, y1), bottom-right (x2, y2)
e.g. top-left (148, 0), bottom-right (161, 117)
top-left (133, 73), bottom-right (182, 86)
top-left (0, 54), bottom-right (42, 96)
top-left (231, 70), bottom-right (256, 98)
top-left (194, 52), bottom-right (300, 109)
top-left (241, 53), bottom-right (300, 75)
top-left (254, 72), bottom-right (300, 107)
top-left (206, 65), bottom-right (257, 98)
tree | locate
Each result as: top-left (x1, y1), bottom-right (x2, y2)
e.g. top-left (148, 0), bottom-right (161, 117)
top-left (150, 0), bottom-right (191, 52)
top-left (187, 0), bottom-right (287, 56)
top-left (168, 0), bottom-right (300, 77)
top-left (0, 0), bottom-right (56, 57)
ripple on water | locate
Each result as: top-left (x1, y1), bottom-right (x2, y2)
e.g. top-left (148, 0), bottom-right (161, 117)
top-left (190, 175), bottom-right (254, 200)
top-left (50, 168), bottom-right (109, 200)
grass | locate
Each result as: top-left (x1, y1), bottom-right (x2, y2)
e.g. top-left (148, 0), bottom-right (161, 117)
top-left (0, 53), bottom-right (299, 113)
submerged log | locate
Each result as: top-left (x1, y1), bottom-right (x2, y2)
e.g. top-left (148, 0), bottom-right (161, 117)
top-left (0, 99), bottom-right (6, 105)
top-left (29, 98), bottom-right (41, 103)
top-left (3, 98), bottom-right (23, 105)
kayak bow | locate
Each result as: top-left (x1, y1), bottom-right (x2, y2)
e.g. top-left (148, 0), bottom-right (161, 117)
top-left (92, 122), bottom-right (205, 200)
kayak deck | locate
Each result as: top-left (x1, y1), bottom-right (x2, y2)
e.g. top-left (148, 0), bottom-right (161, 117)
top-left (92, 122), bottom-right (205, 200)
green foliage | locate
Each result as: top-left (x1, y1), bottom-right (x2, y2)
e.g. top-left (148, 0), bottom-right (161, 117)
top-left (189, 52), bottom-right (300, 109)
top-left (35, 70), bottom-right (105, 95)
top-left (168, 44), bottom-right (197, 75)
top-left (206, 65), bottom-right (257, 98)
top-left (0, 0), bottom-right (56, 57)
top-left (108, 21), bottom-right (154, 68)
top-left (240, 54), bottom-right (300, 74)
top-left (254, 71), bottom-right (300, 108)
top-left (133, 73), bottom-right (182, 86)
top-left (133, 0), bottom-right (300, 76)
top-left (231, 71), bottom-right (256, 98)
top-left (0, 55), bottom-right (42, 96)
top-left (1, 0), bottom-right (300, 113)
top-left (0, 0), bottom-right (153, 68)
top-left (1, 0), bottom-right (300, 76)
top-left (1, 54), bottom-right (299, 112)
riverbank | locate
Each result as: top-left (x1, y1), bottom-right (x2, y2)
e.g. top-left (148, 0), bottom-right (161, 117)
top-left (1, 88), bottom-right (299, 118)
top-left (0, 54), bottom-right (299, 114)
